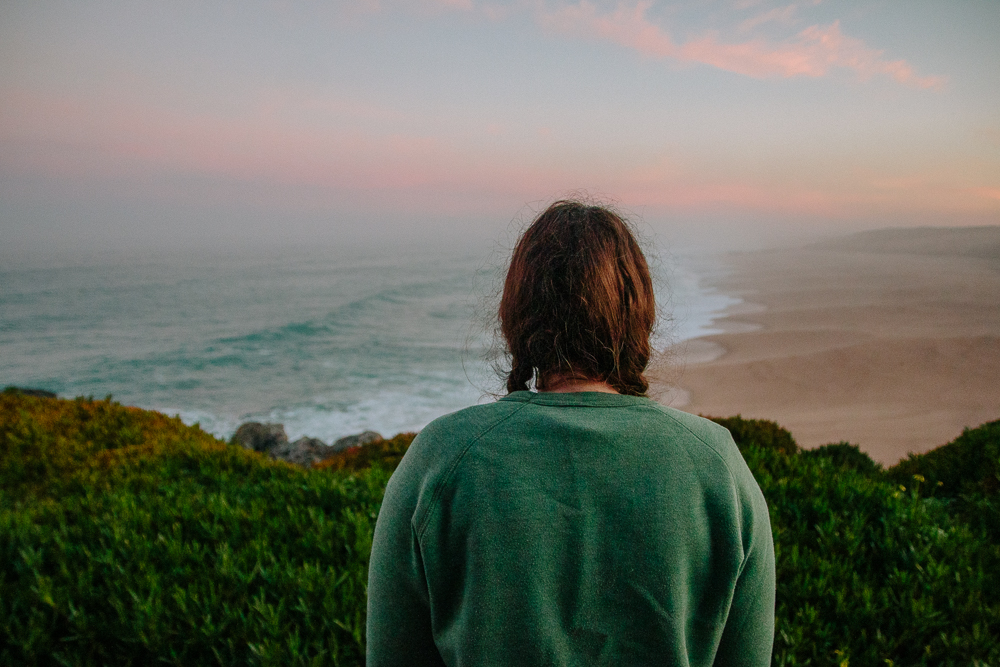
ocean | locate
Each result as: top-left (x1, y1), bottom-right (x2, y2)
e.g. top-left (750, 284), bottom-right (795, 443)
top-left (0, 244), bottom-right (737, 443)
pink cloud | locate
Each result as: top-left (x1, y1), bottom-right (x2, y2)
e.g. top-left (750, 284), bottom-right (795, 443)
top-left (607, 161), bottom-right (840, 216)
top-left (538, 1), bottom-right (945, 89)
top-left (4, 84), bottom-right (987, 221)
top-left (0, 86), bottom-right (799, 217)
top-left (0, 86), bottom-right (581, 214)
top-left (971, 187), bottom-right (1000, 202)
top-left (0, 88), bottom-right (411, 190)
top-left (538, 1), bottom-right (676, 58)
top-left (738, 4), bottom-right (799, 32)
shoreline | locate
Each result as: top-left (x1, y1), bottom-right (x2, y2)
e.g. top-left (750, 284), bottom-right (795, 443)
top-left (652, 227), bottom-right (1000, 465)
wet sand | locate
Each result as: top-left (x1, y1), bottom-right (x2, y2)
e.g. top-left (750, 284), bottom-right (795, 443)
top-left (652, 227), bottom-right (1000, 465)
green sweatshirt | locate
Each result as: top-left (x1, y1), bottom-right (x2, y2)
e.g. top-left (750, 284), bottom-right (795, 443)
top-left (367, 391), bottom-right (775, 666)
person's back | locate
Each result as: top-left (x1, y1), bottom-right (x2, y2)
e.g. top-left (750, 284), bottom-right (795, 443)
top-left (368, 390), bottom-right (774, 666)
top-left (366, 200), bottom-right (775, 665)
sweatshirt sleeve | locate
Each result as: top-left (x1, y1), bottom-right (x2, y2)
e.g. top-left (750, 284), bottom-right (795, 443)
top-left (713, 477), bottom-right (776, 666)
top-left (366, 457), bottom-right (446, 667)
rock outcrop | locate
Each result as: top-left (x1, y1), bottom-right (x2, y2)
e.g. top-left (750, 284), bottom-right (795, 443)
top-left (281, 437), bottom-right (331, 467)
top-left (331, 430), bottom-right (383, 452)
top-left (232, 422), bottom-right (289, 455)
top-left (232, 422), bottom-right (384, 467)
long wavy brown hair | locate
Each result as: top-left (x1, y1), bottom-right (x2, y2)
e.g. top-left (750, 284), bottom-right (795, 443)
top-left (499, 200), bottom-right (656, 396)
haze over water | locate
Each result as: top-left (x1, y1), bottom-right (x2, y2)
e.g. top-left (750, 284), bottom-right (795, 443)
top-left (1, 244), bottom-right (737, 442)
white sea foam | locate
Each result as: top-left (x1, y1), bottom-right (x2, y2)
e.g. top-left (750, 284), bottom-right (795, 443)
top-left (2, 245), bottom-right (740, 442)
top-left (670, 267), bottom-right (742, 340)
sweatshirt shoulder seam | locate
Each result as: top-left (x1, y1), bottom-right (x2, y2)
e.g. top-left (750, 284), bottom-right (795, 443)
top-left (643, 404), bottom-right (750, 550)
top-left (414, 401), bottom-right (530, 540)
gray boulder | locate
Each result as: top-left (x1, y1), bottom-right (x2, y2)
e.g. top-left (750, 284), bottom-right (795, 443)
top-left (232, 423), bottom-right (385, 468)
top-left (331, 430), bottom-right (383, 453)
top-left (279, 437), bottom-right (331, 467)
top-left (282, 431), bottom-right (385, 467)
top-left (232, 422), bottom-right (289, 455)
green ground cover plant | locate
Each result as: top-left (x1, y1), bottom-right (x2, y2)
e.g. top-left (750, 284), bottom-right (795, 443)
top-left (2, 392), bottom-right (998, 665)
top-left (886, 419), bottom-right (1000, 548)
top-left (710, 414), bottom-right (1000, 664)
top-left (1, 392), bottom-right (387, 665)
top-left (801, 441), bottom-right (884, 477)
top-left (887, 420), bottom-right (1000, 497)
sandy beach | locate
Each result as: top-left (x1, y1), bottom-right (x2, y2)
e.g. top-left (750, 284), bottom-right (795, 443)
top-left (652, 227), bottom-right (1000, 465)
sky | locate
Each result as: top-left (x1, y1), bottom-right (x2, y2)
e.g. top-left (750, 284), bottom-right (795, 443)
top-left (1, 0), bottom-right (998, 258)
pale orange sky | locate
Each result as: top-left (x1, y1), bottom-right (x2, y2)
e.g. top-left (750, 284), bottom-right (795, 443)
top-left (1, 0), bottom-right (998, 257)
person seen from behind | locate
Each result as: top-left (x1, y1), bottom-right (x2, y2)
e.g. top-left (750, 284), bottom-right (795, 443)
top-left (367, 200), bottom-right (776, 665)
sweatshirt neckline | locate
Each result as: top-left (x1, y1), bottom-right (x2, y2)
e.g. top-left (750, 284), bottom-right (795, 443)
top-left (500, 390), bottom-right (650, 408)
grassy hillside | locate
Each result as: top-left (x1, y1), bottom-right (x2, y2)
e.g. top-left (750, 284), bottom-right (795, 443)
top-left (2, 392), bottom-right (998, 665)
top-left (1, 392), bottom-right (388, 665)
